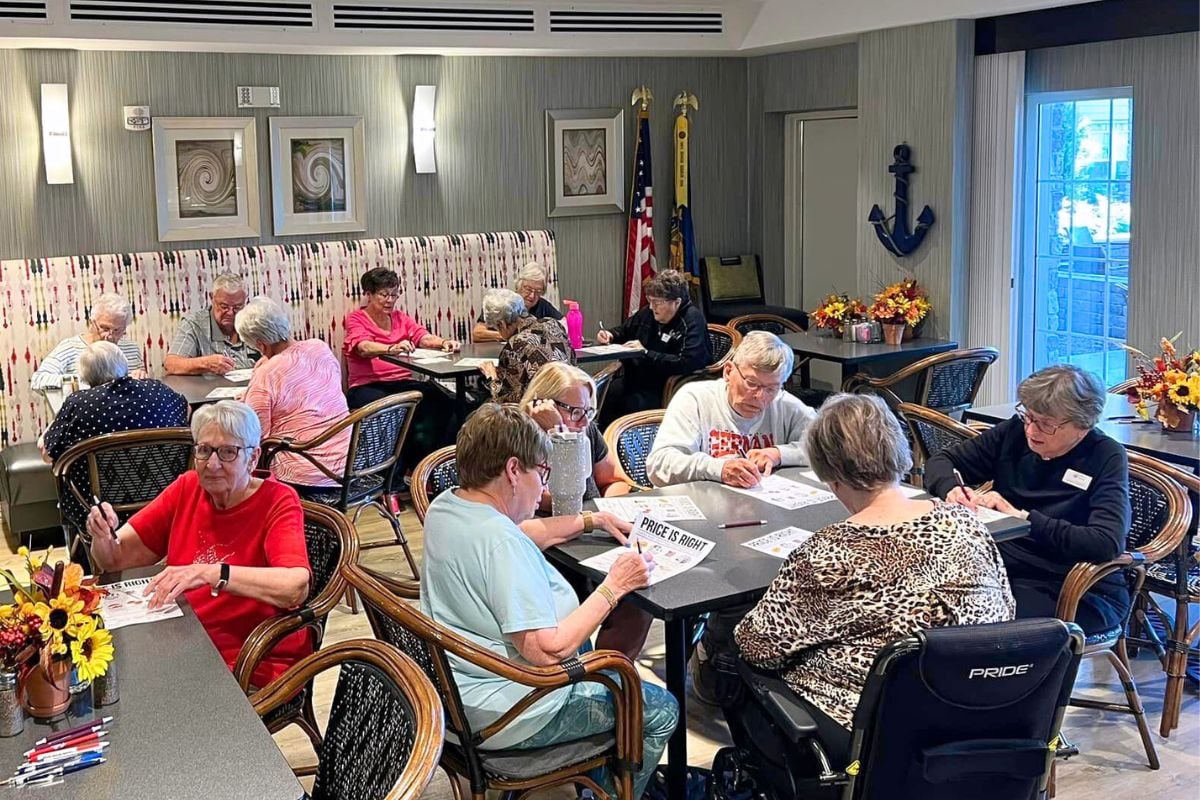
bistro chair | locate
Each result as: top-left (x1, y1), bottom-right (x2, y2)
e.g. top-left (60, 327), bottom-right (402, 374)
top-left (410, 445), bottom-right (459, 525)
top-left (729, 313), bottom-right (811, 385)
top-left (591, 361), bottom-right (623, 422)
top-left (1126, 458), bottom-right (1199, 738)
top-left (603, 410), bottom-right (665, 491)
top-left (251, 639), bottom-right (444, 800)
top-left (1053, 451), bottom-right (1192, 772)
top-left (261, 391), bottom-right (422, 579)
top-left (345, 564), bottom-right (645, 800)
top-left (661, 323), bottom-right (742, 406)
top-left (842, 347), bottom-right (999, 419)
top-left (1108, 377), bottom-right (1140, 395)
top-left (896, 403), bottom-right (985, 488)
top-left (234, 502), bottom-right (359, 770)
top-left (52, 427), bottom-right (195, 566)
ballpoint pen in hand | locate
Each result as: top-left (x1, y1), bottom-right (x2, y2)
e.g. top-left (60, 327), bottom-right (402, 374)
top-left (92, 495), bottom-right (120, 541)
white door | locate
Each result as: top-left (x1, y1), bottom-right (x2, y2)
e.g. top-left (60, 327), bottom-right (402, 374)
top-left (785, 112), bottom-right (858, 389)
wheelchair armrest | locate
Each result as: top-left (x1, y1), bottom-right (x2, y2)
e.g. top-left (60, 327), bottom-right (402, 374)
top-left (736, 659), bottom-right (819, 744)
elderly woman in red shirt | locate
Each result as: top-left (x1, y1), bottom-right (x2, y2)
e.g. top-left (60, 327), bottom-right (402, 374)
top-left (86, 400), bottom-right (311, 688)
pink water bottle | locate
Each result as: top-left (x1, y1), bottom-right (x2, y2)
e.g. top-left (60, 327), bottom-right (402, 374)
top-left (565, 300), bottom-right (584, 349)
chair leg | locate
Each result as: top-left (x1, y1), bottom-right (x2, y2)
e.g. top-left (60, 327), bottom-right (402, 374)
top-left (1047, 760), bottom-right (1056, 798)
top-left (1108, 640), bottom-right (1160, 770)
top-left (297, 693), bottom-right (324, 754)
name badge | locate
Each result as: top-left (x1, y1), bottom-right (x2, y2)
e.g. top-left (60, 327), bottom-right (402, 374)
top-left (660, 331), bottom-right (673, 343)
top-left (1062, 469), bottom-right (1092, 491)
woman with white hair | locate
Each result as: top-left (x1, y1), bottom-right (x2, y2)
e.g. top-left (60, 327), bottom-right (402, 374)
top-left (86, 400), bottom-right (312, 687)
top-left (478, 288), bottom-right (574, 403)
top-left (472, 262), bottom-right (562, 343)
top-left (926, 364), bottom-right (1131, 635)
top-left (31, 293), bottom-right (146, 391)
top-left (236, 297), bottom-right (351, 492)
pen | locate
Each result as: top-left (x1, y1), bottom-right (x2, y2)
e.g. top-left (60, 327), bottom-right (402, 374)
top-left (718, 519), bottom-right (769, 530)
top-left (91, 495), bottom-right (120, 541)
top-left (35, 717), bottom-right (113, 746)
top-left (26, 731), bottom-right (106, 758)
top-left (635, 540), bottom-right (643, 555)
top-left (23, 744), bottom-right (109, 768)
top-left (6, 754), bottom-right (104, 786)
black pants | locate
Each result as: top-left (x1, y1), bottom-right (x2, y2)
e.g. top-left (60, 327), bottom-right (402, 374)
top-left (1010, 576), bottom-right (1131, 637)
top-left (347, 379), bottom-right (457, 471)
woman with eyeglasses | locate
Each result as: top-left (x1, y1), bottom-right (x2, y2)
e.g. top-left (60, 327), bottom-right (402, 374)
top-left (31, 293), bottom-right (147, 392)
top-left (925, 364), bottom-right (1131, 636)
top-left (421, 404), bottom-right (676, 799)
top-left (85, 401), bottom-right (312, 688)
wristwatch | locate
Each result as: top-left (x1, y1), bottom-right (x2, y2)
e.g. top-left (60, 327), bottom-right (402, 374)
top-left (211, 562), bottom-right (230, 597)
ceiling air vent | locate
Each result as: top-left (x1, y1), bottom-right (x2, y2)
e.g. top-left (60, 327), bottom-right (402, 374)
top-left (549, 8), bottom-right (722, 34)
top-left (333, 4), bottom-right (535, 31)
top-left (69, 0), bottom-right (314, 28)
top-left (0, 0), bottom-right (47, 20)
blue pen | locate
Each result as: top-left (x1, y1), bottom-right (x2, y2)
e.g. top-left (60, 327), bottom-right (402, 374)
top-left (8, 752), bottom-right (104, 785)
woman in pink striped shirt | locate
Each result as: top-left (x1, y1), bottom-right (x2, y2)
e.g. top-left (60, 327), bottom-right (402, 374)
top-left (236, 298), bottom-right (351, 491)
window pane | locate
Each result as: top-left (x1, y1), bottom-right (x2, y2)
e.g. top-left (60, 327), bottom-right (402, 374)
top-left (1107, 277), bottom-right (1128, 340)
top-left (1111, 99), bottom-right (1132, 180)
top-left (1073, 99), bottom-right (1112, 181)
top-left (1068, 277), bottom-right (1105, 338)
top-left (1035, 182), bottom-right (1070, 257)
top-left (1105, 342), bottom-right (1129, 385)
top-left (1069, 335), bottom-right (1105, 378)
top-left (1070, 182), bottom-right (1110, 247)
top-left (1038, 102), bottom-right (1074, 180)
top-left (1108, 182), bottom-right (1131, 242)
top-left (1035, 258), bottom-right (1069, 332)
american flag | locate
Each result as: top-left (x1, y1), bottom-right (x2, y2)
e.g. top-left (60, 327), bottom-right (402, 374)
top-left (623, 110), bottom-right (656, 318)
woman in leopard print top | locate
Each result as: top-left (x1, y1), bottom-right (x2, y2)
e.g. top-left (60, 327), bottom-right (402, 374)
top-left (733, 394), bottom-right (1015, 734)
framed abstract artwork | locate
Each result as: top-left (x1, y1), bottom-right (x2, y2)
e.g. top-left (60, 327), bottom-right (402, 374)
top-left (268, 116), bottom-right (368, 236)
top-left (545, 108), bottom-right (625, 218)
top-left (151, 117), bottom-right (260, 242)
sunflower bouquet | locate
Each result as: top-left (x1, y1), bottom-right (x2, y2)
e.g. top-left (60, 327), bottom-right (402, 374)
top-left (1121, 334), bottom-right (1200, 430)
top-left (811, 293), bottom-right (867, 333)
top-left (867, 278), bottom-right (933, 327)
top-left (0, 549), bottom-right (113, 685)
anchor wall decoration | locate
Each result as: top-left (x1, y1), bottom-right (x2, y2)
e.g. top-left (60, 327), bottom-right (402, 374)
top-left (868, 143), bottom-right (935, 257)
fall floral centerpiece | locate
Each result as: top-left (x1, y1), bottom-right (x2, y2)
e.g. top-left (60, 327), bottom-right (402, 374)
top-left (811, 293), bottom-right (867, 336)
top-left (1121, 334), bottom-right (1200, 432)
top-left (0, 549), bottom-right (112, 718)
top-left (868, 278), bottom-right (933, 343)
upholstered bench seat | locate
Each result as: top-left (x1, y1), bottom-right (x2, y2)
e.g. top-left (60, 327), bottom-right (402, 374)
top-left (0, 443), bottom-right (61, 548)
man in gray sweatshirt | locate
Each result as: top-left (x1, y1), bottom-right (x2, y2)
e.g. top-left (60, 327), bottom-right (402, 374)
top-left (646, 331), bottom-right (817, 488)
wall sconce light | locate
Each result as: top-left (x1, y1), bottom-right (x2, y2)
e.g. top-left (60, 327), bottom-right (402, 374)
top-left (413, 84), bottom-right (437, 174)
top-left (41, 83), bottom-right (74, 185)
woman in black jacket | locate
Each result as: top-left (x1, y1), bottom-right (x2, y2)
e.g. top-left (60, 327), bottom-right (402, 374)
top-left (597, 269), bottom-right (712, 422)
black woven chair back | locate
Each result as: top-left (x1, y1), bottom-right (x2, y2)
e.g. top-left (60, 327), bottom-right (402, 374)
top-left (311, 659), bottom-right (419, 800)
top-left (616, 422), bottom-right (661, 489)
top-left (1128, 472), bottom-right (1171, 552)
top-left (709, 329), bottom-right (735, 362)
top-left (350, 401), bottom-right (414, 477)
top-left (303, 515), bottom-right (345, 607)
top-left (919, 353), bottom-right (998, 416)
top-left (427, 457), bottom-right (459, 503)
top-left (909, 417), bottom-right (972, 462)
top-left (730, 316), bottom-right (803, 337)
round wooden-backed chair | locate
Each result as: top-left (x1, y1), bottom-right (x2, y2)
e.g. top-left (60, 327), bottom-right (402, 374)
top-left (843, 347), bottom-right (1000, 419)
top-left (410, 446), bottom-right (459, 525)
top-left (603, 410), bottom-right (665, 491)
top-left (661, 323), bottom-right (742, 406)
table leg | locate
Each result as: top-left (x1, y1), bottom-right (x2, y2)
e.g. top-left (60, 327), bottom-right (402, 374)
top-left (664, 617), bottom-right (692, 798)
top-left (454, 376), bottom-right (468, 422)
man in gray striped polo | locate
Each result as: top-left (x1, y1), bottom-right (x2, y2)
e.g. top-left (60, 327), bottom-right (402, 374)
top-left (164, 272), bottom-right (259, 376)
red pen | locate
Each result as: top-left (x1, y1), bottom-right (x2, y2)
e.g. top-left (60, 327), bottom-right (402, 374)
top-left (25, 731), bottom-right (105, 759)
top-left (718, 519), bottom-right (769, 530)
top-left (35, 716), bottom-right (113, 746)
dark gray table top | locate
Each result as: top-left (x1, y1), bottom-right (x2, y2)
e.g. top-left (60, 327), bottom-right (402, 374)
top-left (0, 568), bottom-right (302, 800)
top-left (549, 468), bottom-right (1030, 620)
top-left (778, 332), bottom-right (957, 365)
top-left (162, 373), bottom-right (240, 405)
top-left (383, 340), bottom-right (641, 379)
top-left (967, 396), bottom-right (1199, 471)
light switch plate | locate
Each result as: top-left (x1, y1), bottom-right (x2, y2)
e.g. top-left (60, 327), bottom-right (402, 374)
top-left (237, 86), bottom-right (280, 108)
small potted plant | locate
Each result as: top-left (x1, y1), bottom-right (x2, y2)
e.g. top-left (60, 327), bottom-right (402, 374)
top-left (868, 278), bottom-right (932, 344)
top-left (811, 293), bottom-right (867, 337)
top-left (1121, 335), bottom-right (1200, 432)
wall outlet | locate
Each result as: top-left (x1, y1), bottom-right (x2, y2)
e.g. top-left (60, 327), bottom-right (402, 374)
top-left (237, 86), bottom-right (280, 108)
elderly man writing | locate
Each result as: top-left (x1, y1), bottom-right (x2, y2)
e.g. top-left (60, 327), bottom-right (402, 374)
top-left (165, 272), bottom-right (258, 375)
top-left (646, 331), bottom-right (817, 488)
top-left (31, 293), bottom-right (146, 391)
top-left (471, 262), bottom-right (562, 343)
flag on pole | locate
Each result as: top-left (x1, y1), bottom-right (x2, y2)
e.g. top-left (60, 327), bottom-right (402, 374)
top-left (623, 89), bottom-right (656, 318)
top-left (669, 91), bottom-right (699, 288)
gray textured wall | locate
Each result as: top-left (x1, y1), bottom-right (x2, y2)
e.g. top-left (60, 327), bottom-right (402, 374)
top-left (1025, 32), bottom-right (1200, 360)
top-left (0, 50), bottom-right (750, 328)
top-left (745, 43), bottom-right (859, 303)
top-left (856, 20), bottom-right (975, 343)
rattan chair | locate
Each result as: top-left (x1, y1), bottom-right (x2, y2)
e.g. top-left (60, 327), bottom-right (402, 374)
top-left (591, 361), bottom-right (623, 422)
top-left (1126, 458), bottom-right (1199, 738)
top-left (1054, 451), bottom-right (1192, 771)
top-left (410, 445), bottom-right (458, 525)
top-left (896, 403), bottom-right (984, 487)
top-left (728, 312), bottom-right (810, 383)
top-left (1108, 377), bottom-right (1140, 395)
top-left (603, 410), bottom-right (665, 491)
top-left (234, 502), bottom-right (358, 770)
top-left (345, 564), bottom-right (644, 800)
top-left (661, 323), bottom-right (742, 406)
top-left (251, 639), bottom-right (444, 800)
top-left (261, 391), bottom-right (422, 578)
top-left (53, 428), bottom-right (195, 565)
top-left (842, 347), bottom-right (999, 418)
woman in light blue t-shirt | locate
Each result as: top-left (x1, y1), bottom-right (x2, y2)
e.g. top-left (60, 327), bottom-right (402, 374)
top-left (421, 403), bottom-right (678, 799)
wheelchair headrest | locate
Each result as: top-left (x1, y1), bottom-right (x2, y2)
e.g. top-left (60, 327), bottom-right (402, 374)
top-left (914, 619), bottom-right (1079, 709)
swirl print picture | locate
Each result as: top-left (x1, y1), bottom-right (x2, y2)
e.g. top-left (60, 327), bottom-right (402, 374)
top-left (290, 138), bottom-right (346, 213)
top-left (561, 128), bottom-right (607, 197)
top-left (175, 139), bottom-right (238, 218)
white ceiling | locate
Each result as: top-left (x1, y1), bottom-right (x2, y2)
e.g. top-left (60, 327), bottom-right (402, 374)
top-left (0, 0), bottom-right (1096, 55)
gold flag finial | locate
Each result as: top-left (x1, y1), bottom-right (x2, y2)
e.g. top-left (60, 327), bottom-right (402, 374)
top-left (631, 85), bottom-right (653, 110)
top-left (672, 90), bottom-right (699, 117)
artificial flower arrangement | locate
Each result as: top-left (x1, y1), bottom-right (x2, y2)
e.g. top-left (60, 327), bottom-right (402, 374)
top-left (811, 293), bottom-right (867, 333)
top-left (0, 548), bottom-right (113, 713)
top-left (868, 278), bottom-right (933, 328)
top-left (1121, 334), bottom-right (1200, 430)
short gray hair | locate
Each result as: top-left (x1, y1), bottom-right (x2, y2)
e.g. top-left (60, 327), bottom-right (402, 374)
top-left (1017, 364), bottom-right (1105, 430)
top-left (805, 393), bottom-right (912, 491)
top-left (78, 341), bottom-right (128, 386)
top-left (191, 400), bottom-right (261, 451)
top-left (481, 289), bottom-right (527, 326)
top-left (513, 262), bottom-right (547, 290)
top-left (235, 296), bottom-right (292, 346)
top-left (732, 331), bottom-right (793, 377)
top-left (211, 272), bottom-right (246, 296)
top-left (90, 293), bottom-right (131, 325)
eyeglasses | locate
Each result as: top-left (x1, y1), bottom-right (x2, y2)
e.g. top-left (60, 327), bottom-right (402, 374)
top-left (214, 302), bottom-right (245, 314)
top-left (733, 363), bottom-right (783, 398)
top-left (533, 463), bottom-right (552, 486)
top-left (194, 444), bottom-right (250, 463)
top-left (517, 283), bottom-right (545, 299)
top-left (92, 322), bottom-right (126, 338)
top-left (552, 398), bottom-right (595, 423)
top-left (373, 290), bottom-right (400, 301)
top-left (647, 297), bottom-right (675, 310)
top-left (1015, 403), bottom-right (1068, 436)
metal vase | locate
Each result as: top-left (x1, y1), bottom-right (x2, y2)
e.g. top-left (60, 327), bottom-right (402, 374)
top-left (0, 670), bottom-right (25, 737)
